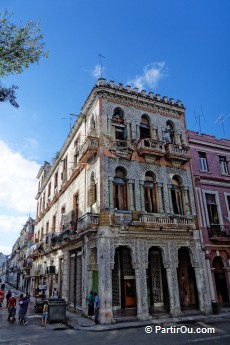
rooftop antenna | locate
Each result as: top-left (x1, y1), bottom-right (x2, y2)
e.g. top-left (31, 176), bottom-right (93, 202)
top-left (61, 114), bottom-right (78, 131)
top-left (98, 53), bottom-right (105, 78)
top-left (194, 107), bottom-right (205, 134)
top-left (215, 114), bottom-right (230, 137)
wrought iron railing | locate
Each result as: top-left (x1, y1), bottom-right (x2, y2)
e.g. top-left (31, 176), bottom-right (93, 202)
top-left (208, 224), bottom-right (230, 238)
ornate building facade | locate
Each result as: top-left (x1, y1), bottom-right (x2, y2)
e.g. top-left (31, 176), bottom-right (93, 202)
top-left (188, 131), bottom-right (230, 306)
top-left (34, 79), bottom-right (211, 323)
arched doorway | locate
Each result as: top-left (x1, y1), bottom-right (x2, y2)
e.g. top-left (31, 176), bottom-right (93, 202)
top-left (112, 246), bottom-right (136, 317)
top-left (147, 247), bottom-right (169, 314)
top-left (213, 256), bottom-right (229, 304)
top-left (177, 248), bottom-right (199, 311)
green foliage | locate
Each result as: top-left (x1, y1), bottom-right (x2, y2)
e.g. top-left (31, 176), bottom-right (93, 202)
top-left (0, 11), bottom-right (48, 77)
top-left (0, 11), bottom-right (48, 106)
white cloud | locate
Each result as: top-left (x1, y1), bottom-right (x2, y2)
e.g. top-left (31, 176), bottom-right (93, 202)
top-left (92, 64), bottom-right (105, 78)
top-left (0, 245), bottom-right (12, 256)
top-left (0, 140), bottom-right (39, 213)
top-left (128, 62), bottom-right (168, 90)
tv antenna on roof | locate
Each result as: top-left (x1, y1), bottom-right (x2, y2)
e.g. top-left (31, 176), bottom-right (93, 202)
top-left (98, 53), bottom-right (105, 78)
top-left (61, 113), bottom-right (78, 131)
top-left (194, 107), bottom-right (205, 134)
top-left (215, 114), bottom-right (230, 137)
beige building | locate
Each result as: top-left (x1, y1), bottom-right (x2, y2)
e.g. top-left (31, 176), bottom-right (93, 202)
top-left (34, 79), bottom-right (211, 323)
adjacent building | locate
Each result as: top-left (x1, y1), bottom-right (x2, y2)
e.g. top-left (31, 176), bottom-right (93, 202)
top-left (33, 79), bottom-right (211, 324)
top-left (188, 131), bottom-right (230, 305)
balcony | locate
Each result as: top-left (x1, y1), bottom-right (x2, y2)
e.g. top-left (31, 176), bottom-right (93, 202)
top-left (137, 138), bottom-right (165, 161)
top-left (133, 213), bottom-right (195, 231)
top-left (165, 143), bottom-right (190, 166)
top-left (78, 135), bottom-right (99, 163)
top-left (208, 225), bottom-right (230, 240)
top-left (77, 213), bottom-right (99, 233)
top-left (110, 211), bottom-right (133, 225)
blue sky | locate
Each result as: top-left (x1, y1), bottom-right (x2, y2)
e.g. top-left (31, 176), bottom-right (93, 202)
top-left (0, 0), bottom-right (229, 254)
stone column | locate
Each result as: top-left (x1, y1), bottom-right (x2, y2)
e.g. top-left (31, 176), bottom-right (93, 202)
top-left (157, 183), bottom-right (164, 213)
top-left (136, 123), bottom-right (140, 140)
top-left (97, 228), bottom-right (114, 324)
top-left (176, 133), bottom-right (181, 146)
top-left (139, 181), bottom-right (145, 212)
top-left (206, 259), bottom-right (216, 301)
top-left (128, 179), bottom-right (135, 211)
top-left (152, 127), bottom-right (157, 140)
top-left (107, 118), bottom-right (112, 137)
top-left (168, 185), bottom-right (173, 213)
top-left (165, 266), bottom-right (182, 316)
top-left (88, 270), bottom-right (93, 293)
top-left (126, 122), bottom-right (131, 139)
top-left (183, 188), bottom-right (191, 216)
top-left (108, 177), bottom-right (114, 210)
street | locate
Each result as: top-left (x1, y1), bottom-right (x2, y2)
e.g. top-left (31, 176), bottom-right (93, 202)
top-left (0, 290), bottom-right (230, 345)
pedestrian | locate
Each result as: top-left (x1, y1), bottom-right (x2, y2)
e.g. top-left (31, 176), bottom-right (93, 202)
top-left (20, 297), bottom-right (29, 325)
top-left (41, 301), bottom-right (48, 327)
top-left (18, 294), bottom-right (24, 324)
top-left (8, 293), bottom-right (16, 321)
top-left (52, 288), bottom-right (58, 299)
top-left (24, 293), bottom-right (30, 317)
top-left (6, 290), bottom-right (11, 308)
top-left (87, 290), bottom-right (94, 317)
top-left (93, 292), bottom-right (99, 325)
top-left (0, 289), bottom-right (4, 307)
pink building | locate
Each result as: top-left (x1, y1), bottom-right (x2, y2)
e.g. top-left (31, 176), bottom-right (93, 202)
top-left (188, 130), bottom-right (230, 306)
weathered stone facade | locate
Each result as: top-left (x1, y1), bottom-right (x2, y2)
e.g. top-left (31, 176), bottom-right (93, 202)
top-left (33, 80), bottom-right (211, 323)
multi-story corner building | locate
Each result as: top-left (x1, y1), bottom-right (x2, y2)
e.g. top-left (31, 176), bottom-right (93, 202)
top-left (34, 79), bottom-right (211, 324)
top-left (188, 131), bottom-right (230, 306)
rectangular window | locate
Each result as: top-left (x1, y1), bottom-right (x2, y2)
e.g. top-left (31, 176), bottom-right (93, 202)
top-left (219, 156), bottom-right (229, 175)
top-left (205, 193), bottom-right (219, 224)
top-left (54, 172), bottom-right (58, 192)
top-left (198, 152), bottom-right (208, 172)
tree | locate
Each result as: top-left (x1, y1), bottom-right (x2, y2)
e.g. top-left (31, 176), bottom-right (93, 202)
top-left (0, 11), bottom-right (48, 107)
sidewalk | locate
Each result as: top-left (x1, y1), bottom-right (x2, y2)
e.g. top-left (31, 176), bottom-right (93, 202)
top-left (6, 285), bottom-right (230, 332)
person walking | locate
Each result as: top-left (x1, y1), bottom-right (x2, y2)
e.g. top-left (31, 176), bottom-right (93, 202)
top-left (0, 289), bottom-right (4, 307)
top-left (6, 290), bottom-right (11, 308)
top-left (87, 290), bottom-right (94, 317)
top-left (41, 301), bottom-right (48, 327)
top-left (52, 288), bottom-right (58, 299)
top-left (20, 297), bottom-right (29, 325)
top-left (8, 293), bottom-right (16, 321)
top-left (18, 294), bottom-right (24, 324)
top-left (93, 292), bottom-right (100, 325)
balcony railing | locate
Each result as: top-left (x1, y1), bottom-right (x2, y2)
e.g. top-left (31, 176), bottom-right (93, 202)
top-left (78, 136), bottom-right (99, 163)
top-left (137, 138), bottom-right (165, 158)
top-left (165, 143), bottom-right (190, 164)
top-left (131, 213), bottom-right (195, 230)
top-left (208, 225), bottom-right (230, 238)
top-left (77, 213), bottom-right (99, 233)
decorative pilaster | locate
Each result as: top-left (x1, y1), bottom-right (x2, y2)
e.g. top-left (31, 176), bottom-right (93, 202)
top-left (168, 184), bottom-right (173, 213)
top-left (139, 181), bottom-right (145, 212)
top-left (97, 228), bottom-right (114, 324)
top-left (128, 179), bottom-right (135, 211)
top-left (107, 118), bottom-right (112, 137)
top-left (157, 183), bottom-right (164, 213)
top-left (183, 188), bottom-right (191, 216)
top-left (108, 177), bottom-right (114, 209)
top-left (136, 123), bottom-right (140, 140)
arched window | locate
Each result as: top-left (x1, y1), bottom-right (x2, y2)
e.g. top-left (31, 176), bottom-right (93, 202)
top-left (112, 108), bottom-right (127, 144)
top-left (90, 115), bottom-right (96, 133)
top-left (144, 172), bottom-right (157, 213)
top-left (171, 175), bottom-right (184, 215)
top-left (164, 121), bottom-right (175, 143)
top-left (114, 167), bottom-right (127, 210)
top-left (140, 115), bottom-right (151, 139)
